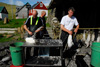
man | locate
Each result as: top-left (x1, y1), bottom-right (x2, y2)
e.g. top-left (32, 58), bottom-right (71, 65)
top-left (38, 11), bottom-right (46, 38)
top-left (24, 10), bottom-right (44, 38)
top-left (38, 11), bottom-right (50, 56)
top-left (39, 11), bottom-right (49, 38)
top-left (40, 11), bottom-right (46, 30)
top-left (24, 10), bottom-right (44, 58)
top-left (60, 7), bottom-right (79, 66)
top-left (60, 7), bottom-right (79, 49)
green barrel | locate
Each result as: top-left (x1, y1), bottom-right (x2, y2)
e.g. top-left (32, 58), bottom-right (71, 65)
top-left (91, 42), bottom-right (100, 67)
top-left (10, 42), bottom-right (24, 66)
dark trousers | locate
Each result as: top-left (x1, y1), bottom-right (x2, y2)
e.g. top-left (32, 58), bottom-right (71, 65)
top-left (60, 30), bottom-right (69, 51)
top-left (60, 30), bottom-right (69, 67)
top-left (39, 29), bottom-right (50, 56)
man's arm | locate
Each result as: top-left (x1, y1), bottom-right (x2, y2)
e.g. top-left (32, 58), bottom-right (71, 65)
top-left (24, 17), bottom-right (33, 35)
top-left (74, 18), bottom-right (79, 33)
top-left (61, 24), bottom-right (73, 35)
top-left (35, 26), bottom-right (44, 33)
top-left (74, 24), bottom-right (79, 33)
top-left (24, 25), bottom-right (33, 35)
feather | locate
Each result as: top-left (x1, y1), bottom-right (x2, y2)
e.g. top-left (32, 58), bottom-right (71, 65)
top-left (82, 30), bottom-right (86, 41)
top-left (97, 34), bottom-right (100, 42)
top-left (85, 30), bottom-right (90, 47)
top-left (67, 35), bottom-right (73, 48)
top-left (92, 32), bottom-right (95, 41)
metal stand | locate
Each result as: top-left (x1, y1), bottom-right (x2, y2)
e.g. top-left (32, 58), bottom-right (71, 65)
top-left (22, 39), bottom-right (64, 67)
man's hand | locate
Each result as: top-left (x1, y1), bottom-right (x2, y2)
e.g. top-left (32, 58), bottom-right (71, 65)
top-left (24, 25), bottom-right (33, 35)
top-left (61, 24), bottom-right (73, 35)
top-left (74, 29), bottom-right (78, 33)
top-left (68, 31), bottom-right (73, 35)
top-left (28, 31), bottom-right (33, 35)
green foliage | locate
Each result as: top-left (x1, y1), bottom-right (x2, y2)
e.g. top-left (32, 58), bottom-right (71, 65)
top-left (46, 23), bottom-right (51, 27)
top-left (0, 33), bottom-right (25, 42)
top-left (0, 34), bottom-right (13, 42)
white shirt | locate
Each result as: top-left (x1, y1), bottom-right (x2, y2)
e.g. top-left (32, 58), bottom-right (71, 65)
top-left (60, 15), bottom-right (79, 31)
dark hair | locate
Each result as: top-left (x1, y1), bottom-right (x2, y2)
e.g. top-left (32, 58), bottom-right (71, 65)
top-left (68, 7), bottom-right (75, 12)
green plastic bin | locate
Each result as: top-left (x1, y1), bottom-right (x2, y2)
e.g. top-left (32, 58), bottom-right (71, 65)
top-left (10, 42), bottom-right (24, 66)
top-left (91, 42), bottom-right (100, 67)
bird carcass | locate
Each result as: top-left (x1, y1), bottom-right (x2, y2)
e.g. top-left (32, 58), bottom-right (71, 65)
top-left (67, 35), bottom-right (74, 48)
top-left (85, 31), bottom-right (90, 47)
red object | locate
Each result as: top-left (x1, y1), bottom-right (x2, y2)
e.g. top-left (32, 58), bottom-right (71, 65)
top-left (29, 2), bottom-right (48, 16)
top-left (29, 9), bottom-right (33, 16)
top-left (10, 64), bottom-right (24, 67)
top-left (34, 2), bottom-right (48, 10)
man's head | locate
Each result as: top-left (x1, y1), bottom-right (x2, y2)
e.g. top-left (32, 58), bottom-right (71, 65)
top-left (68, 7), bottom-right (75, 17)
top-left (32, 10), bottom-right (38, 18)
top-left (41, 11), bottom-right (46, 17)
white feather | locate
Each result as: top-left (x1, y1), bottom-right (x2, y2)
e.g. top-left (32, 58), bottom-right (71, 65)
top-left (97, 35), bottom-right (100, 42)
top-left (82, 30), bottom-right (86, 41)
top-left (87, 33), bottom-right (90, 42)
top-left (67, 35), bottom-right (73, 48)
top-left (85, 31), bottom-right (90, 47)
top-left (92, 32), bottom-right (95, 41)
top-left (1, 56), bottom-right (10, 62)
top-left (25, 37), bottom-right (35, 43)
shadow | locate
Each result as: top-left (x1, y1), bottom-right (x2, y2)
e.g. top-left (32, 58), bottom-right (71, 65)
top-left (63, 38), bottom-right (86, 67)
top-left (0, 56), bottom-right (3, 60)
top-left (50, 47), bottom-right (60, 56)
top-left (63, 38), bottom-right (84, 58)
top-left (42, 29), bottom-right (52, 39)
top-left (63, 45), bottom-right (77, 58)
top-left (75, 55), bottom-right (89, 67)
top-left (90, 65), bottom-right (95, 67)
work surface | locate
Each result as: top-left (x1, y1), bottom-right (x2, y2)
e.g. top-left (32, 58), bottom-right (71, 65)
top-left (22, 39), bottom-right (63, 47)
top-left (22, 39), bottom-right (63, 66)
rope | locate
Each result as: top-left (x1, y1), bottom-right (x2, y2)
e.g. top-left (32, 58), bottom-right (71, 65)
top-left (74, 28), bottom-right (100, 30)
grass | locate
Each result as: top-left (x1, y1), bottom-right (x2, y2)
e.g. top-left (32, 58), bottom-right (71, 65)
top-left (0, 19), bottom-right (26, 28)
top-left (0, 18), bottom-right (50, 28)
top-left (0, 36), bottom-right (25, 42)
top-left (0, 35), bottom-right (13, 42)
top-left (0, 33), bottom-right (25, 42)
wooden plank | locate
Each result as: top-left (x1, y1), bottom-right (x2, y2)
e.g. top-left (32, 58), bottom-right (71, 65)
top-left (0, 31), bottom-right (15, 33)
top-left (0, 28), bottom-right (17, 31)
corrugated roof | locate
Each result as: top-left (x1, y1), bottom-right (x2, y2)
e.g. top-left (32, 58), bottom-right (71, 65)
top-left (16, 2), bottom-right (31, 13)
top-left (0, 6), bottom-right (4, 13)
